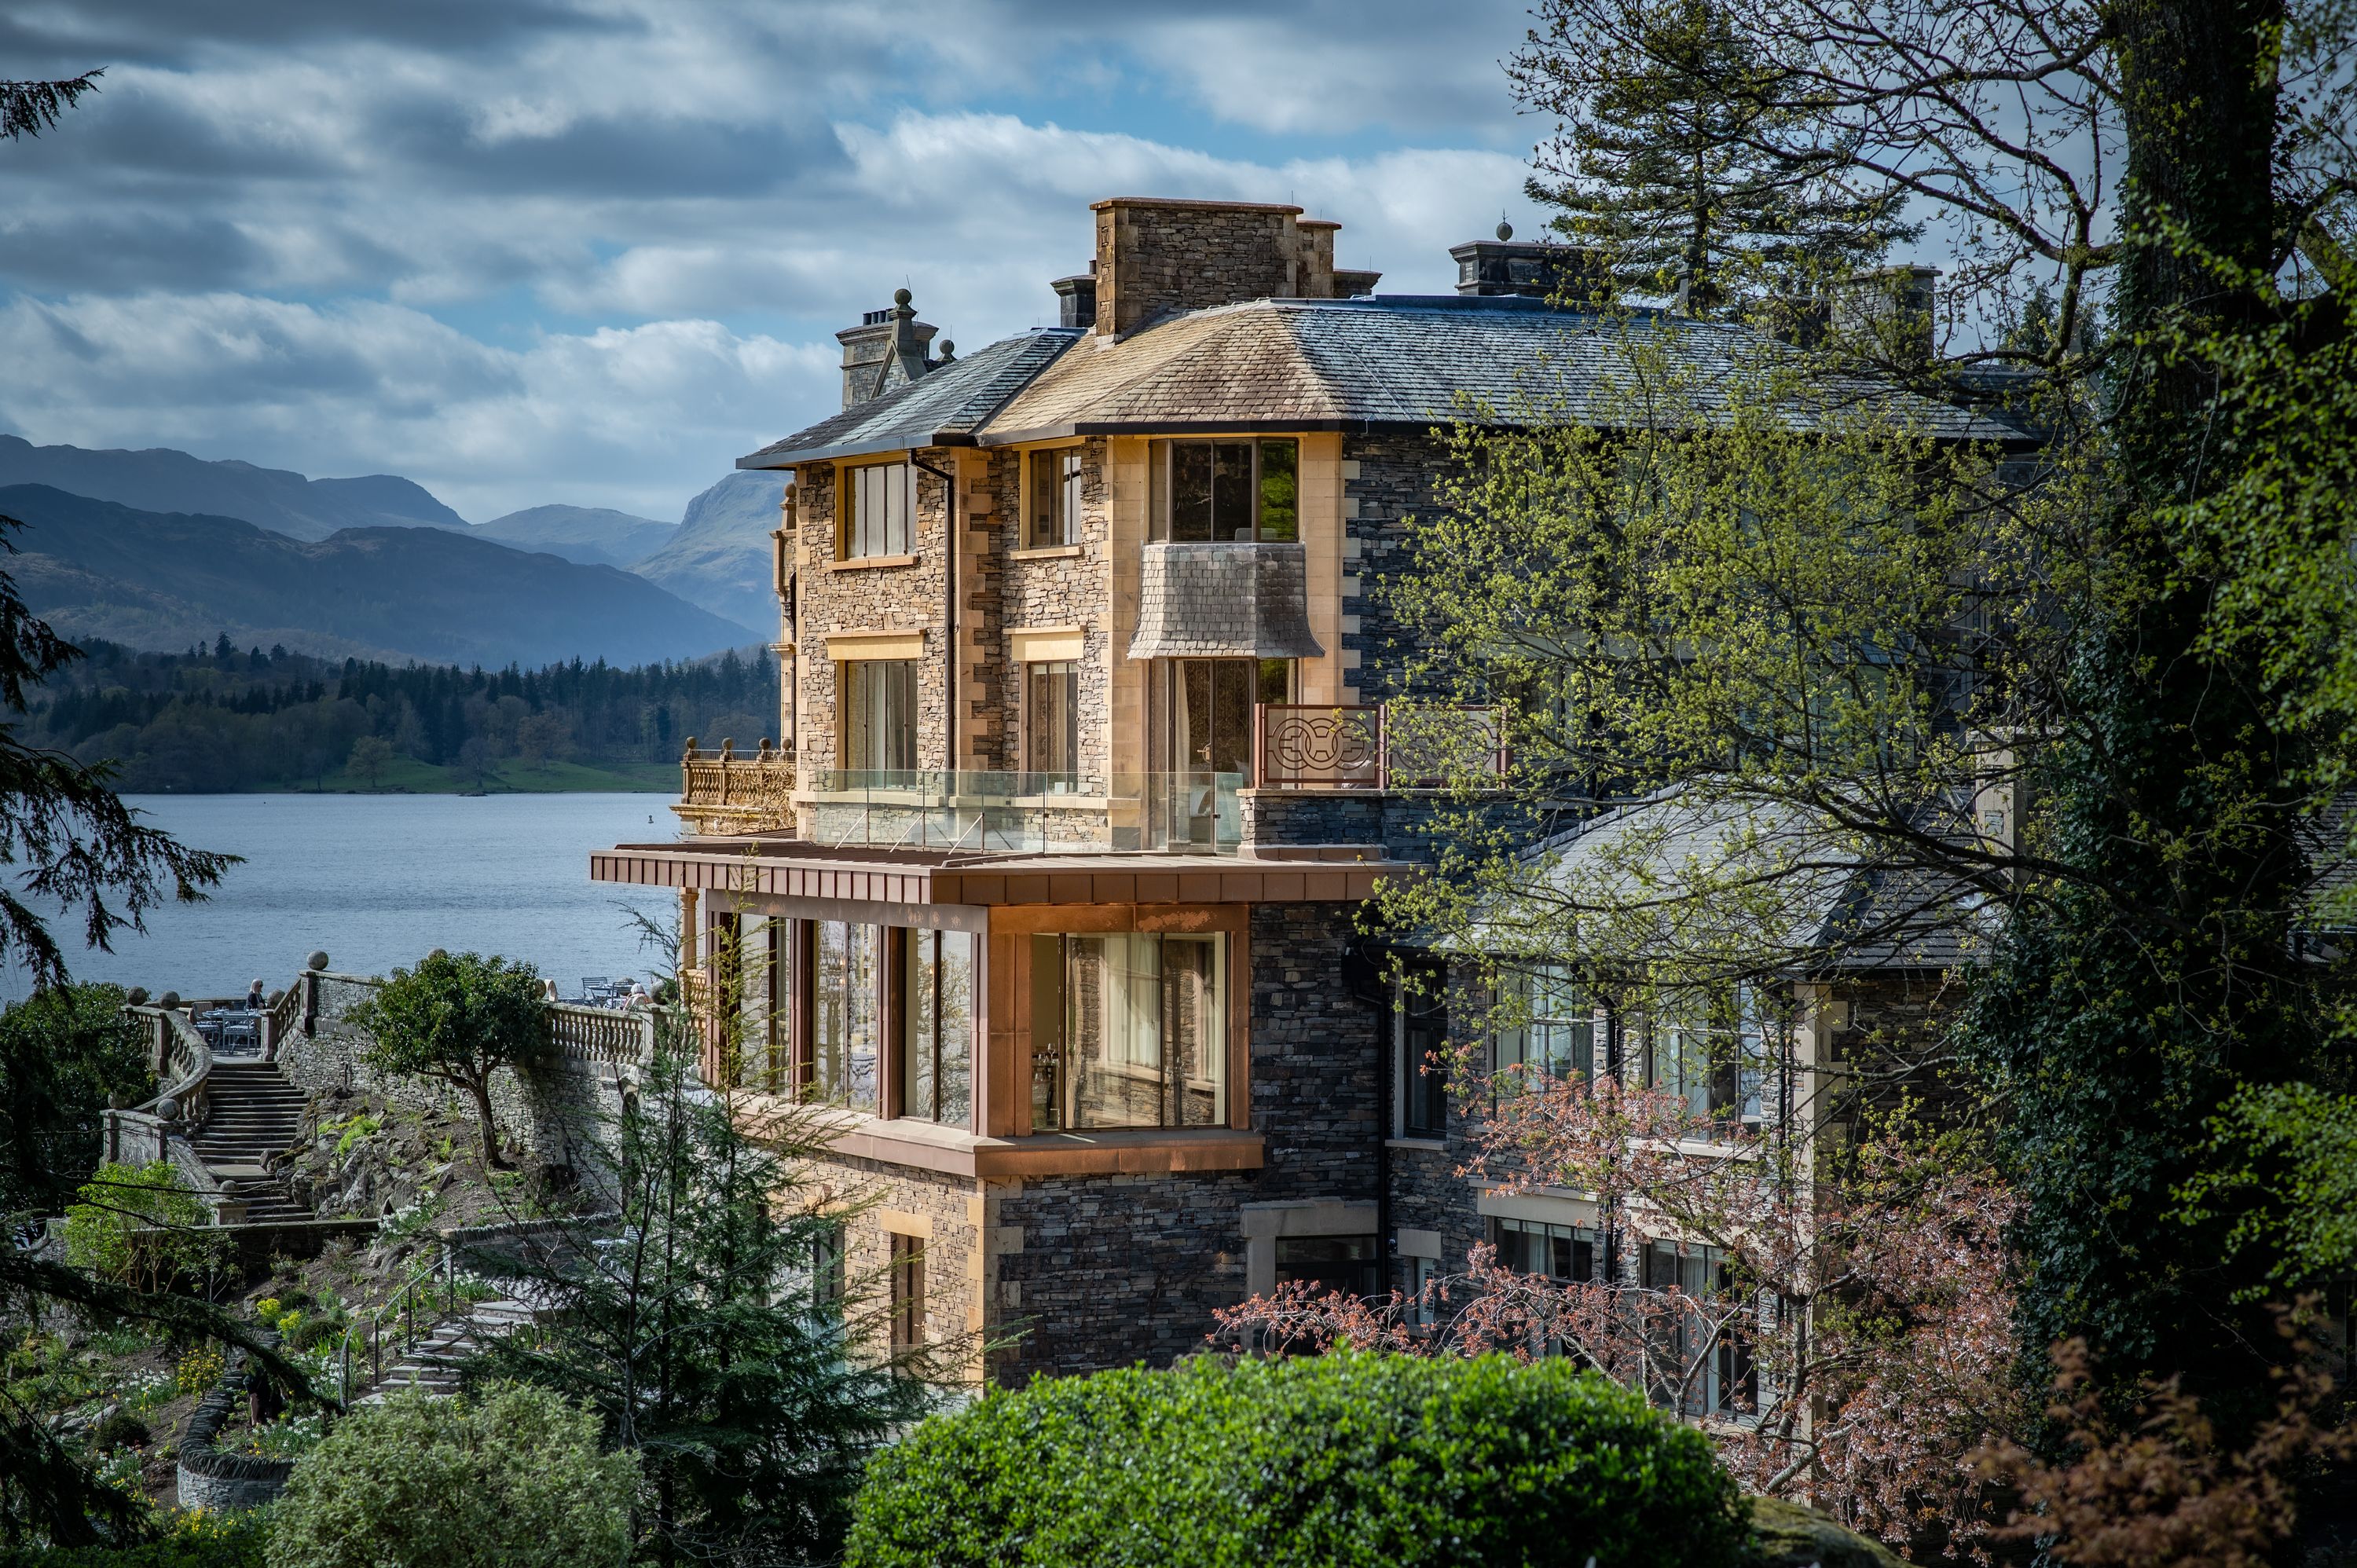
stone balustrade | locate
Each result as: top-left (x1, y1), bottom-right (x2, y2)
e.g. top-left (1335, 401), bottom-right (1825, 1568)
top-left (677, 737), bottom-right (796, 836)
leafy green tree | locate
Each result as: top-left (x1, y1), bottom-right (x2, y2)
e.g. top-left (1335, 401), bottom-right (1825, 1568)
top-left (467, 1027), bottom-right (941, 1564)
top-left (1463, 0), bottom-right (2357, 1445)
top-left (0, 982), bottom-right (149, 1215)
top-left (349, 951), bottom-right (548, 1170)
top-left (61, 1160), bottom-right (225, 1293)
top-left (0, 64), bottom-right (311, 1555)
top-left (345, 734), bottom-right (394, 790)
top-left (266, 1383), bottom-right (636, 1568)
top-left (1513, 0), bottom-right (1917, 314)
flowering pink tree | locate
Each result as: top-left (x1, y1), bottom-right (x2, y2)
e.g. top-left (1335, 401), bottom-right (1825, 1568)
top-left (1211, 1064), bottom-right (2024, 1561)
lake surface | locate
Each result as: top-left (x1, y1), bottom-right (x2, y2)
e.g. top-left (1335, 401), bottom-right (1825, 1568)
top-left (0, 793), bottom-right (678, 1003)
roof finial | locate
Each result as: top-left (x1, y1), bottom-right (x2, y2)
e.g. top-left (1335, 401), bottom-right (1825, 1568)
top-left (1497, 214), bottom-right (1514, 243)
top-left (893, 287), bottom-right (913, 307)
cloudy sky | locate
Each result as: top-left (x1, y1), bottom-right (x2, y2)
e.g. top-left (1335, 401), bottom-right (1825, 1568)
top-left (0, 2), bottom-right (1545, 522)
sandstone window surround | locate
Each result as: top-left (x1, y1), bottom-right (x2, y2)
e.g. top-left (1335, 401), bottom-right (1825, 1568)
top-left (1025, 445), bottom-right (1084, 549)
top-left (888, 1229), bottom-right (927, 1350)
top-left (1240, 1198), bottom-right (1380, 1299)
top-left (1147, 438), bottom-right (1299, 543)
top-left (841, 460), bottom-right (915, 559)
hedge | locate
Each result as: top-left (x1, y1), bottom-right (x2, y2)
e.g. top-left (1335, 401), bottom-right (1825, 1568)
top-left (0, 1508), bottom-right (268, 1568)
top-left (844, 1351), bottom-right (1749, 1568)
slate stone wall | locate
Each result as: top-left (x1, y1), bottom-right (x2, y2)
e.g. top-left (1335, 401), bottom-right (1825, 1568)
top-left (1341, 430), bottom-right (1457, 702)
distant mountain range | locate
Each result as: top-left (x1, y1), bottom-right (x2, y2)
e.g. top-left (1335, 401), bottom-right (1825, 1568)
top-left (632, 471), bottom-right (784, 638)
top-left (0, 434), bottom-right (465, 540)
top-left (0, 485), bottom-right (752, 669)
top-left (0, 435), bottom-right (787, 661)
top-left (469, 504), bottom-right (677, 568)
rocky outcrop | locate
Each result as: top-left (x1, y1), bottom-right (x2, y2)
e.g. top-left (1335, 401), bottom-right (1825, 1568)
top-left (1748, 1497), bottom-right (1920, 1568)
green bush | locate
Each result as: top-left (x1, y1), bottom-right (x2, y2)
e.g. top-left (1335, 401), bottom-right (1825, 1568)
top-left (266, 1383), bottom-right (635, 1568)
top-left (843, 1350), bottom-right (1749, 1568)
top-left (284, 1316), bottom-right (343, 1354)
top-left (0, 1507), bottom-right (269, 1566)
top-left (90, 1412), bottom-right (151, 1452)
top-left (63, 1163), bottom-right (227, 1293)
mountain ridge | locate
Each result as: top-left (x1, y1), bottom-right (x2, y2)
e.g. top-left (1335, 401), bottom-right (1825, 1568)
top-left (0, 485), bottom-right (754, 669)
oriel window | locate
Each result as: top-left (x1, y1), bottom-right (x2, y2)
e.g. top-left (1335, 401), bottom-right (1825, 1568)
top-left (1026, 448), bottom-right (1083, 548)
top-left (1148, 438), bottom-right (1299, 542)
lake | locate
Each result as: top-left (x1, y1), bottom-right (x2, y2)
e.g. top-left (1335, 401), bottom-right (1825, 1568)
top-left (0, 793), bottom-right (679, 1004)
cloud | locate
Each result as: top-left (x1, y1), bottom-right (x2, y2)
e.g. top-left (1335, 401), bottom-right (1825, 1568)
top-left (0, 293), bottom-right (834, 521)
top-left (0, 0), bottom-right (1547, 517)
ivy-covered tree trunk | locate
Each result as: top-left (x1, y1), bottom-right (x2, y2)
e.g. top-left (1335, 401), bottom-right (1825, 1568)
top-left (1972, 0), bottom-right (2315, 1420)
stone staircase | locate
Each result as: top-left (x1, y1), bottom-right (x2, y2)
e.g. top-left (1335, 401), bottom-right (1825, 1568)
top-left (357, 1297), bottom-right (538, 1403)
top-left (189, 1061), bottom-right (311, 1223)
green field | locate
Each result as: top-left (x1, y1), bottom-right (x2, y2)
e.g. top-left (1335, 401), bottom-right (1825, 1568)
top-left (305, 756), bottom-right (681, 794)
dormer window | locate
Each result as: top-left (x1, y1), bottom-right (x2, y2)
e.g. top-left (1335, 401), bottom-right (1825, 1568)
top-left (1147, 438), bottom-right (1298, 543)
top-left (842, 461), bottom-right (914, 559)
top-left (1026, 448), bottom-right (1083, 548)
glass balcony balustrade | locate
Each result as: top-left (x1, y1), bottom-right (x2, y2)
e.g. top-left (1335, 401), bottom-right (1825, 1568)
top-left (801, 769), bottom-right (1243, 856)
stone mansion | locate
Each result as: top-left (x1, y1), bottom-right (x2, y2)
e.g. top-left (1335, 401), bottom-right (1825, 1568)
top-left (588, 196), bottom-right (1995, 1386)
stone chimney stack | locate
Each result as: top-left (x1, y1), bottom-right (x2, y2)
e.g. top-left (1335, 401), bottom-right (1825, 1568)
top-left (834, 288), bottom-right (940, 408)
top-left (1087, 198), bottom-right (1372, 335)
top-left (1450, 221), bottom-right (1599, 299)
top-left (1051, 266), bottom-right (1098, 330)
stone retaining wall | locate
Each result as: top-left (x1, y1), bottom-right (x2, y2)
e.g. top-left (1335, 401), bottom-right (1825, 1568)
top-left (278, 972), bottom-right (630, 1198)
top-left (175, 1340), bottom-right (295, 1511)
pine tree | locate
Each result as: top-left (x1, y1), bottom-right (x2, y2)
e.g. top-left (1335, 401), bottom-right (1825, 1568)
top-left (1516, 0), bottom-right (1916, 314)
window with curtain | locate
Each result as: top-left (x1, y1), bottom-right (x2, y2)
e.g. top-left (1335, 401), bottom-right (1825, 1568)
top-left (843, 462), bottom-right (914, 559)
top-left (1494, 964), bottom-right (1595, 1096)
top-left (1027, 931), bottom-right (1226, 1130)
top-left (899, 928), bottom-right (973, 1127)
top-left (1024, 661), bottom-right (1079, 777)
top-left (1026, 447), bottom-right (1083, 548)
top-left (1147, 438), bottom-right (1299, 542)
top-left (841, 660), bottom-right (917, 773)
top-left (813, 920), bottom-right (881, 1114)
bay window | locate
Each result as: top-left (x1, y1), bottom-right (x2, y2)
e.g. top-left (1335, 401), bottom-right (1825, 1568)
top-left (1026, 931), bottom-right (1228, 1130)
top-left (900, 929), bottom-right (973, 1125)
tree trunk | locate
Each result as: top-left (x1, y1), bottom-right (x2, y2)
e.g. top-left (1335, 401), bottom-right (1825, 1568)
top-left (1976, 0), bottom-right (2308, 1427)
top-left (467, 1072), bottom-right (511, 1171)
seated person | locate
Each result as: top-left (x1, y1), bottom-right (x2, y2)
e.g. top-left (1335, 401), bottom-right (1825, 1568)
top-left (244, 979), bottom-right (267, 1010)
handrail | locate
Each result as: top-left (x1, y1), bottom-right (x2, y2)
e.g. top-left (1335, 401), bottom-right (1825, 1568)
top-left (262, 982), bottom-right (302, 1058)
top-left (126, 1005), bottom-right (214, 1130)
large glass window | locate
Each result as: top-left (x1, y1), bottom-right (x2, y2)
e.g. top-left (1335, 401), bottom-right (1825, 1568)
top-left (1025, 448), bottom-right (1083, 548)
top-left (900, 929), bottom-right (973, 1127)
top-left (1491, 1214), bottom-right (1599, 1283)
top-left (843, 462), bottom-right (913, 559)
top-left (1026, 931), bottom-right (1226, 1130)
top-left (1025, 661), bottom-right (1079, 776)
top-left (842, 659), bottom-right (917, 772)
top-left (1275, 1236), bottom-right (1381, 1296)
top-left (813, 921), bottom-right (881, 1113)
top-left (1148, 438), bottom-right (1299, 542)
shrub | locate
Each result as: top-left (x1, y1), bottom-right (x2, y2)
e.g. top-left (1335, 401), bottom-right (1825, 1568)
top-left (64, 1163), bottom-right (225, 1292)
top-left (843, 1350), bottom-right (1749, 1568)
top-left (91, 1412), bottom-right (151, 1452)
top-left (266, 1383), bottom-right (636, 1568)
top-left (285, 1316), bottom-right (343, 1354)
top-left (0, 1507), bottom-right (269, 1566)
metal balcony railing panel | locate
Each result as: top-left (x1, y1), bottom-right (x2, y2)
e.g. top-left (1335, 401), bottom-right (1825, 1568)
top-left (1252, 703), bottom-right (1508, 791)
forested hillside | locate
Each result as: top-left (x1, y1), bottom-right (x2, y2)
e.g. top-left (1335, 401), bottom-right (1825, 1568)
top-left (27, 636), bottom-right (781, 793)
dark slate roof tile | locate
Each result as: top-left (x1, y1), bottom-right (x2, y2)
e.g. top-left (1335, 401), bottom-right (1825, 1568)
top-left (738, 329), bottom-right (1082, 468)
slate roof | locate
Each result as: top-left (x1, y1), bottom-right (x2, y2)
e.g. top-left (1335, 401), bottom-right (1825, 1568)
top-left (737, 328), bottom-right (1082, 469)
top-left (983, 295), bottom-right (2027, 445)
top-left (1476, 789), bottom-right (1990, 975)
